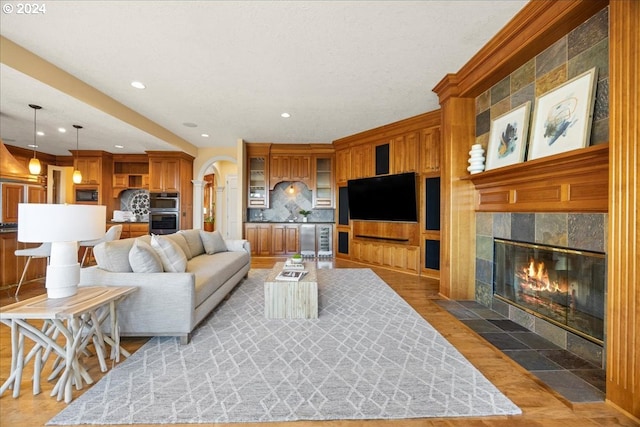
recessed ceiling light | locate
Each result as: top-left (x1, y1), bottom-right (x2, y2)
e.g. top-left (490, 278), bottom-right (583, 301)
top-left (281, 113), bottom-right (291, 118)
top-left (58, 127), bottom-right (66, 133)
top-left (36, 131), bottom-right (44, 136)
top-left (131, 81), bottom-right (146, 89)
top-left (27, 144), bottom-right (38, 148)
top-left (201, 133), bottom-right (209, 138)
top-left (183, 122), bottom-right (198, 128)
top-left (114, 144), bottom-right (124, 149)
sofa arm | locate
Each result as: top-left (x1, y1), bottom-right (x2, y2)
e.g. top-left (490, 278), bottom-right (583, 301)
top-left (225, 239), bottom-right (250, 253)
top-left (79, 267), bottom-right (196, 336)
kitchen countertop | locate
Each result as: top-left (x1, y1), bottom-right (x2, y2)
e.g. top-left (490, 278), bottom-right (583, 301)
top-left (107, 221), bottom-right (149, 224)
top-left (245, 221), bottom-right (334, 224)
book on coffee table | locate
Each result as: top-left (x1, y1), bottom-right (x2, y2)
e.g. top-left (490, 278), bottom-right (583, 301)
top-left (275, 270), bottom-right (308, 282)
top-left (284, 260), bottom-right (305, 269)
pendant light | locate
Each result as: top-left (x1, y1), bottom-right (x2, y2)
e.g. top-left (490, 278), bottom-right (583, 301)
top-left (72, 124), bottom-right (83, 184)
top-left (28, 104), bottom-right (42, 175)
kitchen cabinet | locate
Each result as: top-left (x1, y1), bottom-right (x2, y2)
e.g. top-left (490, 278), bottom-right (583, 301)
top-left (313, 156), bottom-right (334, 208)
top-left (1, 183), bottom-right (23, 223)
top-left (271, 224), bottom-right (299, 255)
top-left (149, 159), bottom-right (180, 192)
top-left (244, 223), bottom-right (271, 256)
top-left (269, 154), bottom-right (311, 188)
top-left (147, 152), bottom-right (195, 230)
top-left (0, 232), bottom-right (46, 287)
top-left (74, 157), bottom-right (101, 184)
top-left (1, 183), bottom-right (46, 223)
top-left (107, 222), bottom-right (149, 239)
top-left (248, 156), bottom-right (268, 207)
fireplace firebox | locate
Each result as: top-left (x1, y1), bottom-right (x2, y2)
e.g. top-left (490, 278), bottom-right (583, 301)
top-left (493, 239), bottom-right (605, 343)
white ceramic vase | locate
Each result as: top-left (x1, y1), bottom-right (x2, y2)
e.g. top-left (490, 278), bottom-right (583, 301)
top-left (467, 144), bottom-right (485, 174)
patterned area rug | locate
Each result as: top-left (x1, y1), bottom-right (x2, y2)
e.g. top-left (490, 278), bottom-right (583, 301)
top-left (48, 268), bottom-right (520, 425)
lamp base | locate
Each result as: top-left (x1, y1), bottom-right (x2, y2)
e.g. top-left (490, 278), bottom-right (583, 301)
top-left (45, 241), bottom-right (80, 299)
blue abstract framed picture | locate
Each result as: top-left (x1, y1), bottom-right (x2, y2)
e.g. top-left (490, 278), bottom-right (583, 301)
top-left (528, 67), bottom-right (598, 161)
top-left (485, 101), bottom-right (531, 171)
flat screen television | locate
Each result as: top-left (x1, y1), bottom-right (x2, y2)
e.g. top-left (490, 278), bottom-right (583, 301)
top-left (347, 172), bottom-right (418, 222)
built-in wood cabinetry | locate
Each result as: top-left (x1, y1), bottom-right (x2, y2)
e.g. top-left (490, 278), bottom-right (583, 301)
top-left (147, 151), bottom-right (194, 230)
top-left (245, 143), bottom-right (335, 209)
top-left (247, 144), bottom-right (270, 208)
top-left (113, 154), bottom-right (149, 197)
top-left (0, 232), bottom-right (46, 287)
top-left (332, 111), bottom-right (441, 276)
top-left (107, 222), bottom-right (148, 239)
top-left (74, 157), bottom-right (101, 184)
top-left (71, 150), bottom-right (114, 220)
top-left (244, 223), bottom-right (272, 256)
top-left (1, 183), bottom-right (46, 223)
top-left (271, 224), bottom-right (299, 255)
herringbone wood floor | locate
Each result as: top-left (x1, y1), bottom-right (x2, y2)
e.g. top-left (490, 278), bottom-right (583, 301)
top-left (1, 258), bottom-right (637, 426)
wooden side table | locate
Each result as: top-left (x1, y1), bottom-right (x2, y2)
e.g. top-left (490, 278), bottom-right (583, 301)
top-left (264, 262), bottom-right (318, 319)
top-left (0, 286), bottom-right (136, 403)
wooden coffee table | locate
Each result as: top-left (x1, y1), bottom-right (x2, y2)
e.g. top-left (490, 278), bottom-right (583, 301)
top-left (264, 261), bottom-right (318, 319)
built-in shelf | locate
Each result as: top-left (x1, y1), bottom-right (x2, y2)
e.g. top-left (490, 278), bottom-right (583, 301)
top-left (463, 144), bottom-right (608, 212)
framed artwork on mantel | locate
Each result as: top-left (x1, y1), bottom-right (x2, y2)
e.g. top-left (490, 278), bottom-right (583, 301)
top-left (485, 102), bottom-right (531, 171)
top-left (528, 67), bottom-right (598, 161)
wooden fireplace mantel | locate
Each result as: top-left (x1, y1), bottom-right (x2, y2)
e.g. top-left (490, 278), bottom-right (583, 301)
top-left (462, 144), bottom-right (608, 212)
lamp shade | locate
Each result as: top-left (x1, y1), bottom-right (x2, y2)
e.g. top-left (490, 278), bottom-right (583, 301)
top-left (18, 204), bottom-right (106, 243)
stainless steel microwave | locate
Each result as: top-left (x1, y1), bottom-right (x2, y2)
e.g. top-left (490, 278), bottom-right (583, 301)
top-left (75, 188), bottom-right (99, 202)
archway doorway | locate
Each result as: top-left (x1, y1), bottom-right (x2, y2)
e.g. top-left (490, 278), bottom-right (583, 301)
top-left (195, 156), bottom-right (240, 239)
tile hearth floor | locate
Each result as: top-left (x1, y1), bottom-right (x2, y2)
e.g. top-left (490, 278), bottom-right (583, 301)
top-left (435, 300), bottom-right (605, 404)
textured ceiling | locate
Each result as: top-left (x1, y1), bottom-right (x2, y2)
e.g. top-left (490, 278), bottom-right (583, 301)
top-left (0, 1), bottom-right (527, 156)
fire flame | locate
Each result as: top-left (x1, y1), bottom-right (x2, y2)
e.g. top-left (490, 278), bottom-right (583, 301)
top-left (518, 258), bottom-right (564, 293)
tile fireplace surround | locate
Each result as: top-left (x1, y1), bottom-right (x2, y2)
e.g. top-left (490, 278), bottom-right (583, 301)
top-left (474, 212), bottom-right (606, 370)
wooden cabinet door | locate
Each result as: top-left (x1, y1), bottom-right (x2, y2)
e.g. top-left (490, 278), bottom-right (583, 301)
top-left (245, 224), bottom-right (271, 256)
top-left (2, 183), bottom-right (24, 223)
top-left (76, 158), bottom-right (101, 184)
top-left (248, 156), bottom-right (268, 207)
top-left (290, 155), bottom-right (311, 182)
top-left (393, 132), bottom-right (419, 173)
top-left (270, 155), bottom-right (291, 184)
top-left (351, 144), bottom-right (373, 179)
top-left (149, 159), bottom-right (180, 192)
top-left (113, 174), bottom-right (127, 187)
top-left (271, 224), bottom-right (287, 255)
top-left (335, 148), bottom-right (351, 183)
top-left (0, 233), bottom-right (19, 287)
top-left (419, 126), bottom-right (441, 174)
top-left (27, 185), bottom-right (46, 203)
top-left (285, 225), bottom-right (299, 254)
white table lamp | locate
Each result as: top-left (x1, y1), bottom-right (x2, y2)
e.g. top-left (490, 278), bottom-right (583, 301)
top-left (18, 204), bottom-right (106, 298)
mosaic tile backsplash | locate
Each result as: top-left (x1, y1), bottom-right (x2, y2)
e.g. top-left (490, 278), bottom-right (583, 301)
top-left (119, 189), bottom-right (150, 220)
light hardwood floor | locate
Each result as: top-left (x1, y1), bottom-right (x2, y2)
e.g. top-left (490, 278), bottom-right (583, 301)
top-left (1, 258), bottom-right (637, 427)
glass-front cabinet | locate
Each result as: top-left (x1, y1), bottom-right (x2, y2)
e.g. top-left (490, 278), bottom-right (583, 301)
top-left (248, 156), bottom-right (268, 207)
top-left (313, 156), bottom-right (333, 208)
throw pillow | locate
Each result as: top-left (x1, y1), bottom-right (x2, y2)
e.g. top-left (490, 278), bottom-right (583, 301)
top-left (150, 235), bottom-right (187, 272)
top-left (165, 233), bottom-right (193, 260)
top-left (93, 239), bottom-right (135, 272)
top-left (200, 230), bottom-right (228, 254)
top-left (225, 239), bottom-right (247, 252)
top-left (178, 229), bottom-right (205, 257)
top-left (129, 239), bottom-right (163, 273)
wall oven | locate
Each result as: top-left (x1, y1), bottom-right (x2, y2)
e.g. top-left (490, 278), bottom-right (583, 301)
top-left (149, 211), bottom-right (179, 235)
top-left (149, 192), bottom-right (179, 211)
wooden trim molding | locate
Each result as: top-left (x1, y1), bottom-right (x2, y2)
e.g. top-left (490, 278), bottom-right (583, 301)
top-left (606, 0), bottom-right (640, 419)
top-left (464, 144), bottom-right (608, 212)
top-left (434, 0), bottom-right (609, 102)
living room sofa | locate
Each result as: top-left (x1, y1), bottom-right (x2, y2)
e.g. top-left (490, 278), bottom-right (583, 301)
top-left (79, 229), bottom-right (251, 344)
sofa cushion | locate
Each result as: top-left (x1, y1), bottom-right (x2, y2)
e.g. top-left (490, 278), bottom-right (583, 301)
top-left (200, 230), bottom-right (227, 254)
top-left (94, 239), bottom-right (135, 272)
top-left (151, 235), bottom-right (187, 272)
top-left (164, 233), bottom-right (193, 260)
top-left (178, 229), bottom-right (205, 257)
top-left (129, 239), bottom-right (163, 273)
top-left (187, 250), bottom-right (251, 307)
